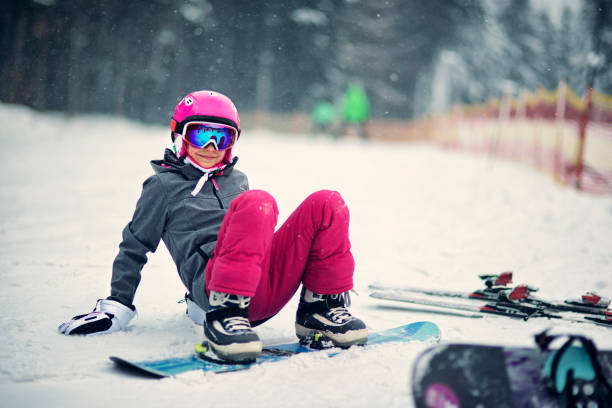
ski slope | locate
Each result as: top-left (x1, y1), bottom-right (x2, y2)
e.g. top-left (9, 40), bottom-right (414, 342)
top-left (1, 104), bottom-right (611, 407)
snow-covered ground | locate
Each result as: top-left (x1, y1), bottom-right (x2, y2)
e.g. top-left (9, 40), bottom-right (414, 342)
top-left (1, 104), bottom-right (611, 407)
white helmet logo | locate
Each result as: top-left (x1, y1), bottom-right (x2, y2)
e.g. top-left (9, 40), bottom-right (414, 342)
top-left (184, 97), bottom-right (194, 106)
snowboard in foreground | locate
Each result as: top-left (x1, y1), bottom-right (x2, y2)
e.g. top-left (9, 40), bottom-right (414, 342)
top-left (412, 342), bottom-right (612, 408)
top-left (110, 321), bottom-right (440, 378)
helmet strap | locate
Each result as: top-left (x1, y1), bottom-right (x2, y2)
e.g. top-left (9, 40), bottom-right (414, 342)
top-left (171, 132), bottom-right (185, 158)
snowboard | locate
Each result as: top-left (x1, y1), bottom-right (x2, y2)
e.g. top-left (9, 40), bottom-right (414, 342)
top-left (110, 321), bottom-right (440, 378)
top-left (412, 343), bottom-right (612, 408)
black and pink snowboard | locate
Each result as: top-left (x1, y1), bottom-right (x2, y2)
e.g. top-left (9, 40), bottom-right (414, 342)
top-left (412, 343), bottom-right (612, 408)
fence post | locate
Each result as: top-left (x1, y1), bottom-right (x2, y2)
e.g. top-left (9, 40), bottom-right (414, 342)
top-left (575, 87), bottom-right (593, 190)
top-left (514, 89), bottom-right (527, 162)
top-left (554, 82), bottom-right (567, 183)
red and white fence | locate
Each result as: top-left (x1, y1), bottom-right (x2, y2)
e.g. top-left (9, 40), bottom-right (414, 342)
top-left (431, 83), bottom-right (612, 195)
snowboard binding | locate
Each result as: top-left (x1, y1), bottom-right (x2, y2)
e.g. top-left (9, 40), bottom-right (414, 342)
top-left (536, 329), bottom-right (612, 408)
top-left (298, 330), bottom-right (336, 350)
top-left (194, 341), bottom-right (257, 365)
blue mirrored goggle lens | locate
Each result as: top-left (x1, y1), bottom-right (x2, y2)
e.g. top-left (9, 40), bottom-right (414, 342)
top-left (184, 123), bottom-right (236, 150)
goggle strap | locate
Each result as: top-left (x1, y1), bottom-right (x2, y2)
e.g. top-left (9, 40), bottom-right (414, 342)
top-left (175, 115), bottom-right (239, 135)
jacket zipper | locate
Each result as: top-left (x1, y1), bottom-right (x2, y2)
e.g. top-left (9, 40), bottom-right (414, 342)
top-left (211, 178), bottom-right (224, 208)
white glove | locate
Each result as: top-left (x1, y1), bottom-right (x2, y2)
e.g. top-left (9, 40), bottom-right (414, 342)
top-left (58, 298), bottom-right (136, 336)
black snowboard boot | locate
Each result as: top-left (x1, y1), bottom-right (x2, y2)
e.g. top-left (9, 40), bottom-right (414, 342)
top-left (201, 291), bottom-right (262, 362)
top-left (295, 288), bottom-right (368, 348)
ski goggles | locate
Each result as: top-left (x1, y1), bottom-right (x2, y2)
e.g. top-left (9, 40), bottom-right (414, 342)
top-left (181, 121), bottom-right (238, 151)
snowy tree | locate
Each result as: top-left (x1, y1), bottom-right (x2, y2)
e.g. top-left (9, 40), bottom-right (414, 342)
top-left (1, 0), bottom-right (605, 121)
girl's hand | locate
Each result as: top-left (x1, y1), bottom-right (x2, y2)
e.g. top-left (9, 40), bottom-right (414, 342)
top-left (58, 299), bottom-right (136, 335)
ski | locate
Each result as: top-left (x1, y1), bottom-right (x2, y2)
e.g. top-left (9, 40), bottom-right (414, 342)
top-left (369, 291), bottom-right (611, 327)
top-left (584, 310), bottom-right (612, 327)
top-left (370, 291), bottom-right (544, 320)
top-left (368, 271), bottom-right (513, 300)
top-left (369, 272), bottom-right (610, 317)
top-left (369, 271), bottom-right (514, 300)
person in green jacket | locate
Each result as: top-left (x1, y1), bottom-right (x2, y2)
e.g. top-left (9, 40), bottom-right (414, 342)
top-left (311, 100), bottom-right (336, 136)
top-left (340, 84), bottom-right (370, 139)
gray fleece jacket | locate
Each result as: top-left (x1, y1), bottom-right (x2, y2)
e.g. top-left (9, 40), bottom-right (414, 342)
top-left (109, 148), bottom-right (249, 310)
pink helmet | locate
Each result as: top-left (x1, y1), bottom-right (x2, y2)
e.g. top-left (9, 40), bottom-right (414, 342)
top-left (170, 90), bottom-right (241, 160)
top-left (171, 90), bottom-right (240, 135)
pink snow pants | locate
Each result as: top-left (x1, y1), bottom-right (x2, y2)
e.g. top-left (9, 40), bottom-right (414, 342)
top-left (205, 189), bottom-right (355, 323)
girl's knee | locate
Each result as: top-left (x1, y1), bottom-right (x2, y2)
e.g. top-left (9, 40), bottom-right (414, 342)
top-left (234, 189), bottom-right (278, 216)
top-left (307, 190), bottom-right (348, 214)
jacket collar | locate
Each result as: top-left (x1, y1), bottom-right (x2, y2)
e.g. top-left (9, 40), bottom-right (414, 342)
top-left (151, 148), bottom-right (238, 180)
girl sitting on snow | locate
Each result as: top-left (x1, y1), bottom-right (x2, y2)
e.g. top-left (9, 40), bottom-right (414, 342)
top-left (58, 90), bottom-right (368, 362)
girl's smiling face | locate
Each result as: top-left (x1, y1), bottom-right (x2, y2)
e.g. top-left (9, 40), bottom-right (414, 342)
top-left (186, 142), bottom-right (226, 168)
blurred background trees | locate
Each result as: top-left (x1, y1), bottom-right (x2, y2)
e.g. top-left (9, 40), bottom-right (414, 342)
top-left (0, 0), bottom-right (609, 124)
